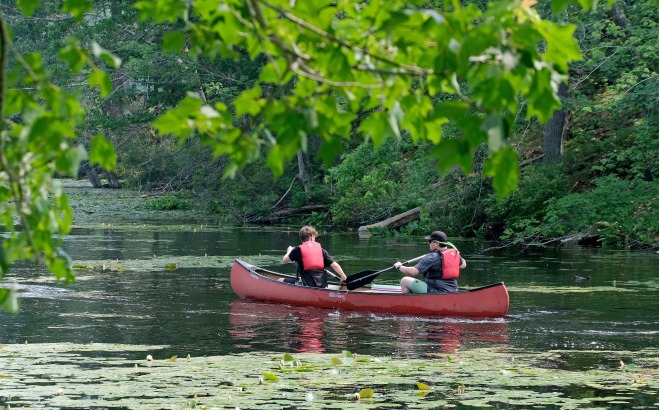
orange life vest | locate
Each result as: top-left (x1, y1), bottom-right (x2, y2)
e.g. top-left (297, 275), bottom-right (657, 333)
top-left (441, 248), bottom-right (461, 280)
top-left (299, 241), bottom-right (324, 270)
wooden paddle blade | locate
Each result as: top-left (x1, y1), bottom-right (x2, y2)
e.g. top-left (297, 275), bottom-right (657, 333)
top-left (346, 270), bottom-right (379, 290)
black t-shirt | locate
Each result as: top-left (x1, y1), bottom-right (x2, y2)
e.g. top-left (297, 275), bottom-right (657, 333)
top-left (288, 244), bottom-right (336, 287)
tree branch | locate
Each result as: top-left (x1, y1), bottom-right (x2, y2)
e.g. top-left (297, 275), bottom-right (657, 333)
top-left (257, 0), bottom-right (433, 77)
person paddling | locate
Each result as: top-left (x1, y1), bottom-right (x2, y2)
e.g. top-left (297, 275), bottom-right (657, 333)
top-left (281, 226), bottom-right (347, 288)
top-left (394, 230), bottom-right (466, 294)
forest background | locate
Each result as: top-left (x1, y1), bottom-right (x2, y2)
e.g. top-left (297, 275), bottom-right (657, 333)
top-left (0, 0), bottom-right (657, 303)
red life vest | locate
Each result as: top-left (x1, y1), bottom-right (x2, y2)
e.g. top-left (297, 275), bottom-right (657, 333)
top-left (299, 241), bottom-right (324, 270)
top-left (441, 248), bottom-right (461, 280)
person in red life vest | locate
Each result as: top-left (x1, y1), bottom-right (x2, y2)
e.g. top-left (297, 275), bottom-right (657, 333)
top-left (393, 230), bottom-right (466, 294)
top-left (281, 225), bottom-right (347, 288)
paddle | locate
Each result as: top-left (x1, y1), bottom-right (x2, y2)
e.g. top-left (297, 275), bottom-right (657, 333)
top-left (345, 255), bottom-right (425, 290)
top-left (324, 269), bottom-right (345, 284)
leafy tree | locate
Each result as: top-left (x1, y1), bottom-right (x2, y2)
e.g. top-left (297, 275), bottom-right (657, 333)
top-left (0, 0), bottom-right (119, 311)
top-left (0, 0), bottom-right (611, 311)
top-left (142, 0), bottom-right (594, 198)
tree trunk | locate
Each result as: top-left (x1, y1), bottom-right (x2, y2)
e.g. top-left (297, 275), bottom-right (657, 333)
top-left (609, 3), bottom-right (629, 29)
top-left (543, 82), bottom-right (568, 164)
top-left (297, 151), bottom-right (311, 203)
top-left (358, 207), bottom-right (421, 237)
top-left (83, 162), bottom-right (103, 188)
top-left (272, 204), bottom-right (328, 219)
top-left (106, 171), bottom-right (121, 189)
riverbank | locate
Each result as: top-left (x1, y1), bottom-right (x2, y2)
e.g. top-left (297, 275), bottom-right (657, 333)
top-left (63, 179), bottom-right (218, 229)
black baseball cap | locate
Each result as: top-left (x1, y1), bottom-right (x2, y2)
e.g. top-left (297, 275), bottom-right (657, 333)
top-left (424, 231), bottom-right (448, 242)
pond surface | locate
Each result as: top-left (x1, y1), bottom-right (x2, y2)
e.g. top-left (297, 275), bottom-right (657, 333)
top-left (2, 218), bottom-right (657, 364)
top-left (1, 185), bottom-right (658, 408)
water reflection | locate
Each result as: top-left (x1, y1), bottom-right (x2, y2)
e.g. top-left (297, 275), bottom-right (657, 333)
top-left (2, 225), bottom-right (657, 358)
top-left (228, 299), bottom-right (509, 356)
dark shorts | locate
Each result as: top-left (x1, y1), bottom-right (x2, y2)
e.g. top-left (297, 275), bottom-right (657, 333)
top-left (283, 271), bottom-right (327, 288)
top-left (425, 279), bottom-right (458, 293)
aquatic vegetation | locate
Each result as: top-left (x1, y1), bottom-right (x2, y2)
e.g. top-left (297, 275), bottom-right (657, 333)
top-left (0, 343), bottom-right (657, 409)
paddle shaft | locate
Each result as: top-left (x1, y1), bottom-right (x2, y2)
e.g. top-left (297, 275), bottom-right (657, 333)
top-left (324, 269), bottom-right (343, 282)
top-left (346, 255), bottom-right (425, 290)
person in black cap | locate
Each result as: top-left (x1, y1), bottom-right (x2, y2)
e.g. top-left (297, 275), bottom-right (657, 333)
top-left (393, 230), bottom-right (466, 293)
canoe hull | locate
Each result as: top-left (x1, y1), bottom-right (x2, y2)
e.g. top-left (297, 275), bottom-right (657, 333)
top-left (230, 259), bottom-right (509, 318)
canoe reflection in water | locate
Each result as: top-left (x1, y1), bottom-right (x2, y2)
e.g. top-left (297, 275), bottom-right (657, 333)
top-left (228, 299), bottom-right (508, 355)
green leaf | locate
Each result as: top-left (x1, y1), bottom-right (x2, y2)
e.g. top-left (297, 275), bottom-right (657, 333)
top-left (416, 382), bottom-right (431, 390)
top-left (482, 114), bottom-right (506, 153)
top-left (538, 22), bottom-right (582, 72)
top-left (577, 0), bottom-right (595, 10)
top-left (551, 0), bottom-right (571, 13)
top-left (262, 371), bottom-right (279, 381)
top-left (17, 0), bottom-right (40, 16)
top-left (0, 245), bottom-right (9, 275)
top-left (162, 32), bottom-right (186, 52)
top-left (359, 388), bottom-right (374, 399)
top-left (283, 354), bottom-right (295, 362)
top-left (265, 145), bottom-right (286, 178)
top-left (259, 59), bottom-right (291, 84)
top-left (49, 254), bottom-right (74, 283)
top-left (153, 94), bottom-right (204, 138)
top-left (342, 350), bottom-right (353, 358)
top-left (62, 0), bottom-right (93, 21)
top-left (526, 67), bottom-right (561, 124)
top-left (0, 288), bottom-right (18, 313)
top-left (331, 357), bottom-right (343, 365)
top-left (134, 0), bottom-right (187, 23)
top-left (90, 134), bottom-right (117, 170)
top-left (359, 111), bottom-right (396, 147)
top-left (234, 86), bottom-right (264, 117)
top-left (88, 69), bottom-right (113, 98)
top-left (92, 42), bottom-right (122, 68)
top-left (318, 137), bottom-right (342, 168)
top-left (56, 144), bottom-right (88, 176)
top-left (59, 41), bottom-right (88, 73)
top-left (431, 101), bottom-right (470, 121)
top-left (484, 147), bottom-right (520, 199)
top-left (431, 139), bottom-right (473, 174)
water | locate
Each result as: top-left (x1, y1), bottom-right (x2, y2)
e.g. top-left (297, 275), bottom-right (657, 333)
top-left (1, 223), bottom-right (657, 364)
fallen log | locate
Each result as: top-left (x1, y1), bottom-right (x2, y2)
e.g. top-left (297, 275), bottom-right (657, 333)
top-left (272, 205), bottom-right (329, 219)
top-left (358, 207), bottom-right (421, 237)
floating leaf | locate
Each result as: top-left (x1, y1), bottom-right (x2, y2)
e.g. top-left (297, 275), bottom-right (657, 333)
top-left (165, 263), bottom-right (178, 270)
top-left (283, 354), bottom-right (295, 362)
top-left (416, 382), bottom-right (431, 390)
top-left (169, 355), bottom-right (177, 362)
top-left (262, 371), bottom-right (279, 381)
top-left (332, 357), bottom-right (343, 365)
top-left (358, 388), bottom-right (374, 399)
top-left (342, 350), bottom-right (353, 358)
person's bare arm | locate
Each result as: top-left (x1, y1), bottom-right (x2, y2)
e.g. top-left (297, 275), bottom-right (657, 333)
top-left (394, 262), bottom-right (420, 276)
top-left (330, 261), bottom-right (347, 282)
top-left (283, 246), bottom-right (294, 264)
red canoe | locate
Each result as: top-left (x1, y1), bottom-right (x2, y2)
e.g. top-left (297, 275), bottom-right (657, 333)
top-left (230, 259), bottom-right (509, 318)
